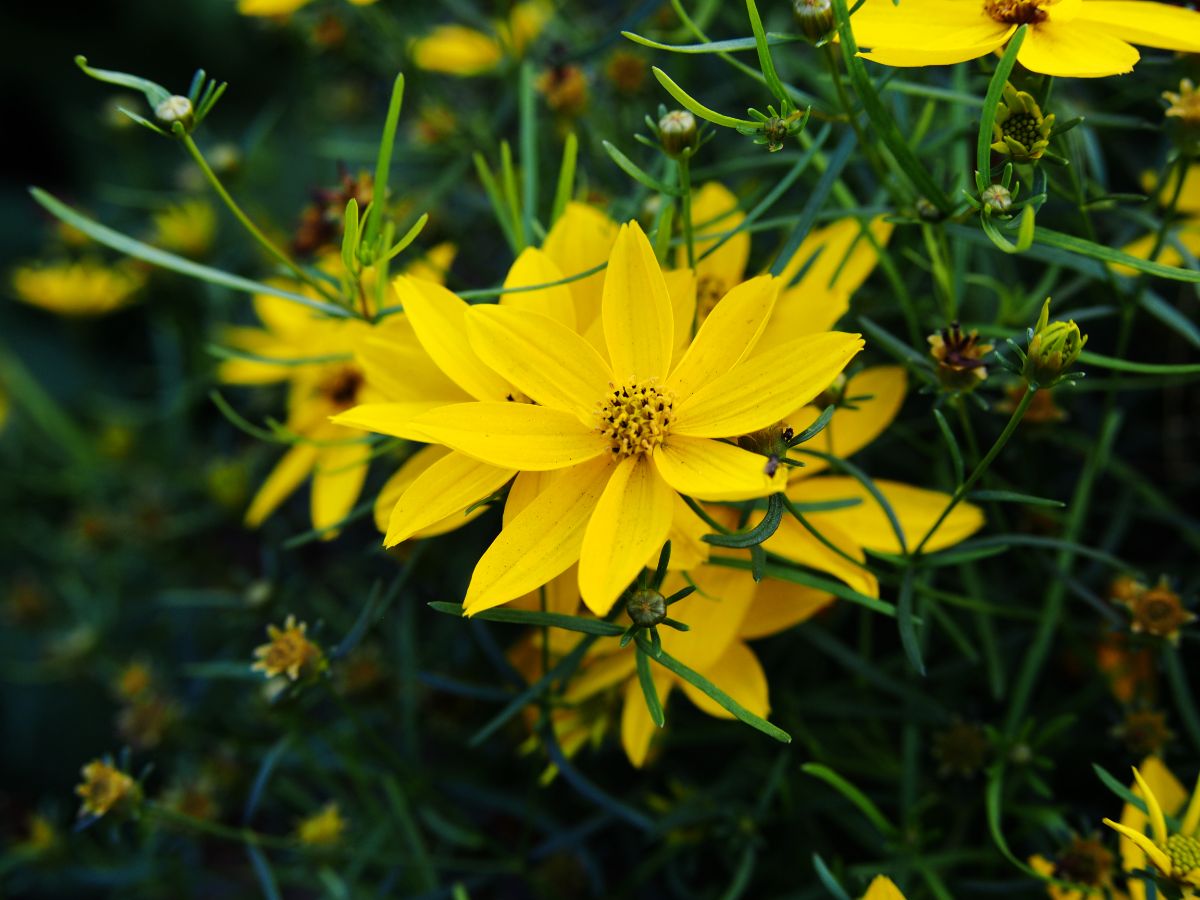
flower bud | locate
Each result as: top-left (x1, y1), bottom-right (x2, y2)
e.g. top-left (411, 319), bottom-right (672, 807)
top-left (626, 588), bottom-right (667, 628)
top-left (155, 95), bottom-right (194, 131)
top-left (991, 83), bottom-right (1054, 163)
top-left (793, 0), bottom-right (835, 42)
top-left (1023, 298), bottom-right (1086, 387)
top-left (658, 109), bottom-right (698, 158)
top-left (980, 183), bottom-right (1013, 214)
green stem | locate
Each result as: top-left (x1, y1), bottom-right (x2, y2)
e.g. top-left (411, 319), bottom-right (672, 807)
top-left (679, 154), bottom-right (696, 271)
top-left (912, 387), bottom-right (1035, 556)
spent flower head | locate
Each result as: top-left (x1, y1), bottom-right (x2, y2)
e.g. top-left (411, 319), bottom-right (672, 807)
top-left (928, 322), bottom-right (993, 393)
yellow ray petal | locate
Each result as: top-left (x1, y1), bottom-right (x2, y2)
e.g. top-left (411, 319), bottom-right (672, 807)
top-left (858, 34), bottom-right (1010, 67)
top-left (503, 470), bottom-right (553, 526)
top-left (680, 182), bottom-right (750, 287)
top-left (409, 402), bottom-right (607, 470)
top-left (393, 276), bottom-right (512, 401)
top-left (466, 306), bottom-right (613, 421)
top-left (666, 275), bottom-right (779, 403)
top-left (673, 332), bottom-right (864, 438)
top-left (384, 451), bottom-right (516, 547)
top-left (1118, 756), bottom-right (1188, 882)
top-left (253, 289), bottom-right (323, 337)
top-left (578, 456), bottom-right (674, 616)
top-left (411, 25), bottom-right (503, 76)
top-left (1079, 1), bottom-right (1200, 53)
top-left (678, 640), bottom-right (768, 720)
top-left (664, 267), bottom-right (698, 363)
top-left (1181, 772), bottom-right (1200, 836)
top-left (239, 0), bottom-right (312, 15)
top-left (667, 493), bottom-right (713, 571)
top-left (245, 441), bottom-right (321, 527)
top-left (353, 321), bottom-right (468, 403)
top-left (622, 671), bottom-right (674, 767)
top-left (331, 401), bottom-right (451, 442)
top-left (1133, 766), bottom-right (1170, 845)
top-left (603, 221), bottom-right (674, 382)
top-left (774, 216), bottom-right (891, 298)
top-left (311, 440), bottom-right (372, 538)
top-left (764, 515), bottom-right (879, 598)
top-left (373, 444), bottom-right (445, 533)
top-left (861, 875), bottom-right (907, 900)
top-left (659, 563), bottom-right (758, 670)
top-left (1016, 20), bottom-right (1139, 78)
top-left (787, 365), bottom-right (909, 476)
top-left (1104, 818), bottom-right (1174, 877)
top-left (850, 0), bottom-right (1008, 47)
top-left (794, 477), bottom-right (984, 555)
top-left (541, 202), bottom-right (619, 330)
top-left (217, 327), bottom-right (298, 385)
top-left (654, 436), bottom-right (786, 501)
top-left (564, 650), bottom-right (638, 703)
top-left (499, 247), bottom-right (577, 330)
top-left (738, 577), bottom-right (834, 639)
top-left (464, 456), bottom-right (615, 614)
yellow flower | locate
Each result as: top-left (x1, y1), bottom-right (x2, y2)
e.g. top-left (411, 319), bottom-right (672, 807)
top-left (114, 660), bottom-right (154, 701)
top-left (1165, 79), bottom-right (1200, 125)
top-left (1125, 578), bottom-right (1197, 644)
top-left (1105, 759), bottom-right (1200, 897)
top-left (75, 759), bottom-right (138, 818)
top-left (238, 0), bottom-right (376, 17)
top-left (12, 260), bottom-right (144, 316)
top-left (151, 199), bottom-right (216, 258)
top-left (928, 322), bottom-right (994, 392)
top-left (411, 1), bottom-right (550, 76)
top-left (296, 802), bottom-right (347, 846)
top-left (862, 875), bottom-right (906, 899)
top-left (850, 0), bottom-right (1200, 78)
top-left (251, 615), bottom-right (324, 681)
top-left (1116, 165), bottom-right (1200, 274)
top-left (1029, 845), bottom-right (1126, 900)
top-left (19, 814), bottom-right (60, 855)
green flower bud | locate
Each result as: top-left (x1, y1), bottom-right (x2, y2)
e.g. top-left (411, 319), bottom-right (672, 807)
top-left (980, 183), bottom-right (1013, 214)
top-left (658, 110), bottom-right (698, 159)
top-left (793, 0), bottom-right (835, 42)
top-left (155, 95), bottom-right (194, 131)
top-left (1024, 298), bottom-right (1086, 387)
top-left (626, 588), bottom-right (667, 628)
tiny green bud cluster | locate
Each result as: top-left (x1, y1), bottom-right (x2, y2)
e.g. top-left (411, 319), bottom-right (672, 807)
top-left (1023, 298), bottom-right (1087, 387)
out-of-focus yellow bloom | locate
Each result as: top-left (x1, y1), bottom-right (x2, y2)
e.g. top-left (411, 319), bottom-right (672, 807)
top-left (296, 802), bottom-right (347, 846)
top-left (1029, 839), bottom-right (1126, 900)
top-left (537, 65), bottom-right (589, 117)
top-left (862, 875), bottom-right (906, 899)
top-left (411, 1), bottom-right (550, 76)
top-left (1105, 759), bottom-right (1200, 898)
top-left (238, 0), bottom-right (376, 17)
top-left (114, 660), bottom-right (154, 701)
top-left (1165, 79), bottom-right (1200, 126)
top-left (1114, 577), bottom-right (1197, 644)
top-left (151, 199), bottom-right (216, 258)
top-left (1117, 165), bottom-right (1200, 274)
top-left (12, 260), bottom-right (144, 316)
top-left (75, 759), bottom-right (139, 818)
top-left (251, 615), bottom-right (324, 681)
top-left (606, 50), bottom-right (648, 94)
top-left (928, 322), bottom-right (993, 392)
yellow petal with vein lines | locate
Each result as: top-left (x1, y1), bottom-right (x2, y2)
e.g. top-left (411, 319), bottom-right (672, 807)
top-left (654, 436), bottom-right (786, 501)
top-left (1015, 20), bottom-right (1138, 77)
top-left (678, 640), bottom-right (768, 720)
top-left (499, 247), bottom-right (577, 330)
top-left (739, 577), bottom-right (833, 639)
top-left (392, 276), bottom-right (512, 400)
top-left (659, 564), bottom-right (757, 671)
top-left (542, 202), bottom-right (618, 328)
top-left (373, 445), bottom-right (453, 533)
top-left (673, 332), bottom-right (863, 438)
top-left (331, 401), bottom-right (449, 441)
top-left (311, 440), bottom-right (372, 538)
top-left (578, 456), bottom-right (674, 616)
top-left (410, 402), bottom-right (607, 470)
top-left (465, 456), bottom-right (615, 614)
top-left (664, 267), bottom-right (697, 363)
top-left (622, 671), bottom-right (674, 768)
top-left (384, 451), bottom-right (516, 547)
top-left (353, 322), bottom-right (467, 404)
top-left (466, 305), bottom-right (612, 421)
top-left (503, 470), bottom-right (553, 526)
top-left (1079, 1), bottom-right (1200, 53)
top-left (764, 515), bottom-right (879, 598)
top-left (681, 181), bottom-right (750, 287)
top-left (604, 221), bottom-right (674, 382)
top-left (245, 441), bottom-right (320, 527)
top-left (666, 275), bottom-right (778, 403)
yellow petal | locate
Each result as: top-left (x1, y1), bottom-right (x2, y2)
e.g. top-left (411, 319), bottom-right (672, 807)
top-left (861, 875), bottom-right (907, 900)
top-left (673, 332), bottom-right (864, 438)
top-left (788, 365), bottom-right (909, 476)
top-left (542, 202), bottom-right (619, 329)
top-left (859, 34), bottom-right (1009, 67)
top-left (245, 441), bottom-right (320, 527)
top-left (851, 0), bottom-right (1006, 48)
top-left (1016, 21), bottom-right (1139, 77)
top-left (1079, 1), bottom-right (1200, 53)
top-left (1119, 756), bottom-right (1188, 879)
top-left (465, 456), bottom-right (615, 614)
top-left (393, 276), bottom-right (511, 401)
top-left (678, 640), bottom-right (768, 720)
top-left (373, 444), bottom-right (444, 532)
top-left (466, 305), bottom-right (612, 422)
top-left (499, 247), bottom-right (577, 330)
top-left (217, 327), bottom-right (297, 384)
top-left (311, 440), bottom-right (372, 537)
top-left (764, 514), bottom-right (879, 598)
top-left (603, 221), bottom-right (674, 382)
top-left (1181, 772), bottom-right (1200, 836)
top-left (667, 493), bottom-right (713, 571)
top-left (775, 216), bottom-right (891, 297)
top-left (253, 289), bottom-right (322, 337)
top-left (1133, 766), bottom-right (1170, 845)
top-left (622, 671), bottom-right (674, 767)
top-left (331, 401), bottom-right (451, 442)
top-left (399, 241), bottom-right (456, 285)
top-left (654, 436), bottom-right (786, 501)
top-left (410, 401), bottom-right (607, 470)
top-left (739, 577), bottom-right (834, 639)
top-left (503, 470), bottom-right (552, 526)
top-left (564, 649), bottom-right (638, 703)
top-left (1104, 818), bottom-right (1174, 878)
top-left (353, 319), bottom-right (468, 403)
top-left (659, 564), bottom-right (758, 670)
top-left (664, 267), bottom-right (698, 363)
top-left (384, 451), bottom-right (516, 547)
top-left (666, 275), bottom-right (779, 403)
top-left (793, 477), bottom-right (984, 555)
top-left (239, 0), bottom-right (311, 14)
top-left (411, 25), bottom-right (503, 76)
top-left (578, 456), bottom-right (675, 616)
top-left (681, 182), bottom-right (750, 288)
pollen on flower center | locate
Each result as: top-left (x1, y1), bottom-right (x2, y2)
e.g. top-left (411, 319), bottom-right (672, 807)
top-left (984, 0), bottom-right (1047, 24)
top-left (596, 380), bottom-right (675, 458)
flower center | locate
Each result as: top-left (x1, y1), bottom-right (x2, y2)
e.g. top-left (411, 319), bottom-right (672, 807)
top-left (984, 0), bottom-right (1047, 23)
top-left (321, 366), bottom-right (364, 410)
top-left (1002, 112), bottom-right (1042, 148)
top-left (1166, 834), bottom-right (1200, 875)
top-left (597, 380), bottom-right (674, 458)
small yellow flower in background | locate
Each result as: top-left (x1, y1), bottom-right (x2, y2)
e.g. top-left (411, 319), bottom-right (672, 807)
top-left (606, 50), bottom-right (648, 95)
top-left (411, 1), bottom-right (550, 77)
top-left (1165, 79), bottom-right (1200, 126)
top-left (861, 875), bottom-right (906, 899)
top-left (1029, 834), bottom-right (1124, 900)
top-left (1104, 760), bottom-right (1200, 897)
top-left (75, 758), bottom-right (139, 818)
top-left (114, 660), bottom-right (154, 701)
top-left (252, 615), bottom-right (324, 681)
top-left (992, 83), bottom-right (1055, 163)
top-left (928, 322), bottom-right (993, 393)
top-left (1113, 709), bottom-right (1175, 757)
top-left (296, 802), bottom-right (347, 846)
top-left (850, 0), bottom-right (1200, 78)
top-left (150, 199), bottom-right (216, 258)
top-left (1113, 577), bottom-right (1197, 644)
top-left (1117, 164), bottom-right (1200, 274)
top-left (19, 813), bottom-right (60, 856)
top-left (537, 65), bottom-right (590, 118)
top-left (238, 0), bottom-right (377, 18)
top-left (12, 260), bottom-right (145, 316)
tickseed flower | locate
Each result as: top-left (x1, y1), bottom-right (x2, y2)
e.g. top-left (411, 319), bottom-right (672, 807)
top-left (75, 758), bottom-right (139, 819)
top-left (1114, 709), bottom-right (1175, 757)
top-left (1024, 298), bottom-right (1086, 388)
top-left (292, 169), bottom-right (375, 258)
top-left (850, 0), bottom-right (1200, 77)
top-left (296, 802), bottom-right (347, 847)
top-left (537, 65), bottom-right (589, 118)
top-left (1122, 578), bottom-right (1196, 644)
top-left (16, 814), bottom-right (59, 856)
top-left (1095, 632), bottom-right (1157, 705)
top-left (150, 199), bottom-right (216, 258)
top-left (1029, 834), bottom-right (1123, 900)
top-left (992, 83), bottom-right (1055, 163)
top-left (928, 322), bottom-right (993, 393)
top-left (12, 259), bottom-right (145, 316)
top-left (410, 1), bottom-right (550, 76)
top-left (238, 0), bottom-right (377, 17)
top-left (862, 876), bottom-right (907, 899)
top-left (389, 222), bottom-right (862, 616)
top-left (251, 615), bottom-right (324, 681)
top-left (114, 660), bottom-right (154, 701)
top-left (1105, 761), bottom-right (1200, 896)
top-left (1166, 79), bottom-right (1200, 126)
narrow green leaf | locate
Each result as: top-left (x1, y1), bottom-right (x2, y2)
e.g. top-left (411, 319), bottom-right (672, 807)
top-left (967, 489), bottom-right (1065, 507)
top-left (932, 408), bottom-right (965, 487)
top-left (1140, 291), bottom-right (1200, 350)
top-left (364, 73), bottom-right (404, 249)
top-left (812, 854), bottom-right (852, 900)
top-left (703, 493), bottom-right (785, 549)
top-left (652, 66), bottom-right (757, 129)
top-left (383, 212), bottom-right (430, 262)
top-left (801, 763), bottom-right (898, 837)
top-left (75, 55), bottom-right (170, 108)
top-left (635, 649), bottom-right (666, 728)
top-left (427, 601), bottom-right (625, 636)
top-left (897, 568), bottom-right (925, 676)
top-left (499, 141), bottom-right (524, 251)
top-left (858, 315), bottom-right (932, 369)
top-left (622, 30), bottom-right (804, 54)
top-left (1036, 227), bottom-right (1200, 282)
top-left (745, 0), bottom-right (788, 104)
top-left (1076, 350), bottom-right (1200, 375)
top-left (551, 131), bottom-right (579, 224)
top-left (770, 129), bottom-right (857, 277)
top-left (709, 555), bottom-right (899, 619)
top-left (602, 141), bottom-right (679, 196)
top-left (519, 61), bottom-right (538, 246)
top-left (341, 197), bottom-right (360, 276)
top-left (976, 28), bottom-right (1026, 180)
top-left (472, 153), bottom-right (520, 254)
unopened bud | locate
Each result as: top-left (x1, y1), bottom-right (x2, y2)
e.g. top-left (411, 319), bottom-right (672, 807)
top-left (155, 95), bottom-right (194, 130)
top-left (793, 0), bottom-right (835, 42)
top-left (1024, 298), bottom-right (1086, 387)
top-left (980, 184), bottom-right (1013, 214)
top-left (658, 109), bottom-right (698, 158)
top-left (626, 588), bottom-right (667, 628)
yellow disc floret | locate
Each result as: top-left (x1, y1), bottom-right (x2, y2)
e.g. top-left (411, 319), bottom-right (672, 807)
top-left (597, 380), bottom-right (674, 458)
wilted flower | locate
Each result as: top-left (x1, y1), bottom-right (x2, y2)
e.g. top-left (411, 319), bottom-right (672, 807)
top-left (251, 615), bottom-right (324, 681)
top-left (932, 720), bottom-right (991, 778)
top-left (928, 322), bottom-right (993, 392)
top-left (537, 65), bottom-right (589, 118)
top-left (992, 83), bottom-right (1055, 163)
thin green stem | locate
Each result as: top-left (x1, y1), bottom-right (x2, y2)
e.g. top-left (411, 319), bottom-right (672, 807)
top-left (679, 154), bottom-right (696, 271)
